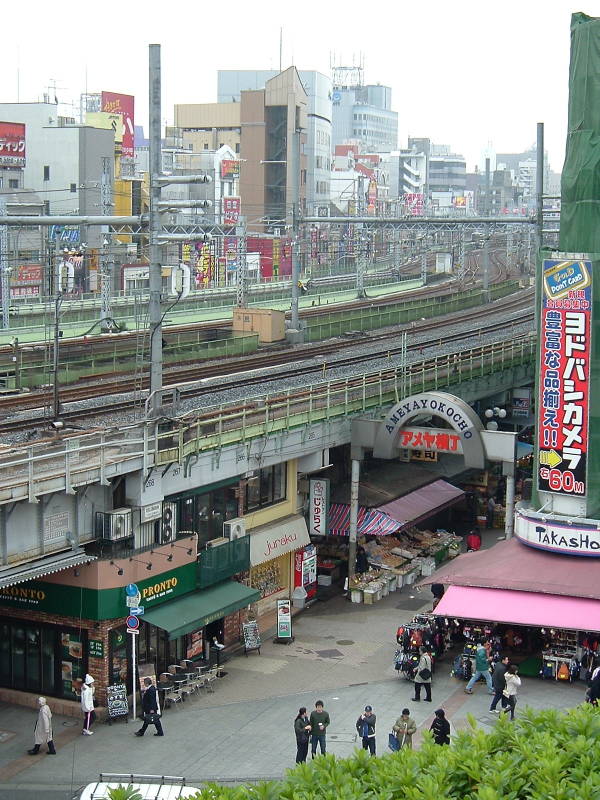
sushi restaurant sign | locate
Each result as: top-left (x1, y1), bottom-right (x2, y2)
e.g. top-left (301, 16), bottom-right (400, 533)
top-left (0, 562), bottom-right (197, 620)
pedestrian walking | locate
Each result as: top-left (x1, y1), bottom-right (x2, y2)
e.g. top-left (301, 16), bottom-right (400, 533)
top-left (135, 677), bottom-right (164, 737)
top-left (80, 674), bottom-right (96, 735)
top-left (489, 656), bottom-right (510, 712)
top-left (502, 664), bottom-right (521, 720)
top-left (355, 705), bottom-right (376, 755)
top-left (486, 495), bottom-right (495, 528)
top-left (309, 700), bottom-right (330, 758)
top-left (412, 646), bottom-right (432, 702)
top-left (429, 708), bottom-right (450, 745)
top-left (294, 707), bottom-right (311, 763)
top-left (27, 697), bottom-right (56, 755)
top-left (392, 708), bottom-right (416, 749)
top-left (465, 640), bottom-right (494, 694)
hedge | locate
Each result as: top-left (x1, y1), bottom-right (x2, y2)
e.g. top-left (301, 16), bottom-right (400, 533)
top-left (109, 705), bottom-right (600, 800)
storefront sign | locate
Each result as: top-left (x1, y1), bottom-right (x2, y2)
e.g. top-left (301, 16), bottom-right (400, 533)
top-left (538, 258), bottom-right (592, 497)
top-left (399, 427), bottom-right (463, 453)
top-left (373, 391), bottom-right (485, 467)
top-left (277, 599), bottom-right (292, 639)
top-left (140, 502), bottom-right (162, 522)
top-left (309, 479), bottom-right (329, 537)
top-left (220, 159), bottom-right (240, 179)
top-left (515, 509), bottom-right (600, 556)
top-left (0, 121), bottom-right (26, 167)
top-left (101, 91), bottom-right (135, 159)
top-left (249, 515), bottom-right (311, 567)
top-left (88, 639), bottom-right (104, 659)
top-left (223, 196), bottom-right (241, 226)
top-left (294, 545), bottom-right (317, 600)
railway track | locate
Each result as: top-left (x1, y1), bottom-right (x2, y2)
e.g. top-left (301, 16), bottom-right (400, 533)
top-left (0, 288), bottom-right (534, 433)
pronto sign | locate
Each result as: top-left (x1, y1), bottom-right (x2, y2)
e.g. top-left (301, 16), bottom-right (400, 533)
top-left (373, 391), bottom-right (485, 467)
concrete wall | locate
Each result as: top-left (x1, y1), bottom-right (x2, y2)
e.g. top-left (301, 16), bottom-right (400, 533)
top-left (240, 90), bottom-right (266, 231)
top-left (175, 102), bottom-right (240, 129)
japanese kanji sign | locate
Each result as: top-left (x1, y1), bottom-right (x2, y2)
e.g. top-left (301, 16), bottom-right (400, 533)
top-left (398, 427), bottom-right (463, 454)
top-left (0, 121), bottom-right (25, 167)
top-left (538, 259), bottom-right (592, 497)
top-left (223, 196), bottom-right (240, 226)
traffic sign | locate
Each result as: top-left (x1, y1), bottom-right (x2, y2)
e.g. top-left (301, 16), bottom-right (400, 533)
top-left (126, 628), bottom-right (139, 635)
top-left (125, 583), bottom-right (139, 597)
top-left (130, 607), bottom-right (144, 616)
top-left (126, 593), bottom-right (141, 608)
top-left (126, 615), bottom-right (140, 630)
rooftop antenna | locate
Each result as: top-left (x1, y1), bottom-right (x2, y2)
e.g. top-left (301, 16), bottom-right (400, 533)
top-left (279, 27), bottom-right (282, 72)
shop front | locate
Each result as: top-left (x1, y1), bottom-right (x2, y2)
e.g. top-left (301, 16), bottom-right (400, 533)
top-left (248, 515), bottom-right (311, 617)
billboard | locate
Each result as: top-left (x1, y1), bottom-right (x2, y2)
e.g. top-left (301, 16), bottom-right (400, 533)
top-left (0, 121), bottom-right (26, 167)
top-left (86, 111), bottom-right (123, 143)
top-left (537, 258), bottom-right (592, 497)
top-left (101, 92), bottom-right (135, 158)
top-left (403, 193), bottom-right (424, 216)
top-left (223, 196), bottom-right (240, 226)
top-left (10, 264), bottom-right (43, 298)
top-left (220, 159), bottom-right (240, 179)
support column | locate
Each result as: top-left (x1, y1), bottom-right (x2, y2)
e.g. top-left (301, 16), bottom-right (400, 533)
top-left (482, 224), bottom-right (490, 299)
top-left (348, 456), bottom-right (361, 579)
top-left (356, 249), bottom-right (365, 298)
top-left (503, 461), bottom-right (516, 540)
top-left (0, 197), bottom-right (8, 329)
top-left (148, 43), bottom-right (163, 407)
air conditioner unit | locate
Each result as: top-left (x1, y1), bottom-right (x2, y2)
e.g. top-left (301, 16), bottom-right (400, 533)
top-left (206, 537), bottom-right (228, 549)
top-left (96, 509), bottom-right (132, 541)
top-left (160, 502), bottom-right (177, 544)
top-left (223, 518), bottom-right (247, 540)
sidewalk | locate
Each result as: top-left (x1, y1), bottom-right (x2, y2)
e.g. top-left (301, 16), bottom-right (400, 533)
top-left (0, 550), bottom-right (587, 799)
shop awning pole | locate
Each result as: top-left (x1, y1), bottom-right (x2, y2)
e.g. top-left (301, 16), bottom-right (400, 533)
top-left (348, 458), bottom-right (361, 578)
top-left (505, 472), bottom-right (515, 540)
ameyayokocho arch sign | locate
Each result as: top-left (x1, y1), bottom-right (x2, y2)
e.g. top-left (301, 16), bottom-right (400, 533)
top-left (372, 391), bottom-right (486, 468)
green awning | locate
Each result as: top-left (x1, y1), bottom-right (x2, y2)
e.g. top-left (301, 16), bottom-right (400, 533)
top-left (142, 580), bottom-right (260, 640)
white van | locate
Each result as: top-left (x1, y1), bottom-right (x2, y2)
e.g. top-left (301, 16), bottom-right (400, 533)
top-left (76, 774), bottom-right (201, 800)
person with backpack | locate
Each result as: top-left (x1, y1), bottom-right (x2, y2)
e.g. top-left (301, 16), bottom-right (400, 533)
top-left (413, 646), bottom-right (432, 702)
top-left (294, 707), bottom-right (311, 763)
top-left (355, 705), bottom-right (376, 755)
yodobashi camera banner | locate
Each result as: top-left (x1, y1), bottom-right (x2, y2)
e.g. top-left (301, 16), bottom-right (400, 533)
top-left (538, 258), bottom-right (592, 497)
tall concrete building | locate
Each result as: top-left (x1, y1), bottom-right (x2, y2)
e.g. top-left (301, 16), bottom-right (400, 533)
top-left (331, 76), bottom-right (397, 153)
top-left (217, 70), bottom-right (332, 217)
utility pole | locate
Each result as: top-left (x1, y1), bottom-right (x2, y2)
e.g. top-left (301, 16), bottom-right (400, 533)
top-left (148, 43), bottom-right (163, 407)
top-left (100, 156), bottom-right (113, 332)
top-left (0, 198), bottom-right (8, 329)
top-left (482, 223), bottom-right (490, 299)
top-left (356, 238), bottom-right (366, 298)
top-left (536, 122), bottom-right (544, 249)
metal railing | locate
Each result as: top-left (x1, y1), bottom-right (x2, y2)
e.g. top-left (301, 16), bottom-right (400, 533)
top-left (0, 334), bottom-right (536, 502)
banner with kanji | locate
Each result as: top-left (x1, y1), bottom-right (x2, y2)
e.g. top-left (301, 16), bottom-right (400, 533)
top-left (537, 258), bottom-right (592, 496)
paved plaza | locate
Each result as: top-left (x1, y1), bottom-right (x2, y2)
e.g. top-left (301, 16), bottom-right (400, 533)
top-left (0, 538), bottom-right (587, 800)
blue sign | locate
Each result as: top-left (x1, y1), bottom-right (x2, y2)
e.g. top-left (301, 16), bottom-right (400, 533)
top-left (130, 607), bottom-right (145, 616)
top-left (49, 225), bottom-right (80, 244)
top-left (125, 583), bottom-right (139, 597)
top-left (126, 615), bottom-right (140, 630)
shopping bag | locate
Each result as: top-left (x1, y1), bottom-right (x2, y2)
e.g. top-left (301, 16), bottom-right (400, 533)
top-left (388, 731), bottom-right (400, 752)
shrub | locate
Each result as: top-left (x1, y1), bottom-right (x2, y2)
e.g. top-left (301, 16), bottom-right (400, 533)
top-left (184, 705), bottom-right (600, 800)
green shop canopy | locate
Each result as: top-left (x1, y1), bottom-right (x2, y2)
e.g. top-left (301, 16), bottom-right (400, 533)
top-left (142, 580), bottom-right (260, 640)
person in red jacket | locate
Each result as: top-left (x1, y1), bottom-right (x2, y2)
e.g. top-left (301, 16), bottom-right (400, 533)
top-left (466, 528), bottom-right (482, 552)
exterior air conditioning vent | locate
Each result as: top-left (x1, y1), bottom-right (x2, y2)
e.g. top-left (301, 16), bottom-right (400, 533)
top-left (95, 509), bottom-right (133, 541)
top-left (206, 537), bottom-right (228, 549)
top-left (223, 518), bottom-right (247, 540)
top-left (161, 502), bottom-right (177, 544)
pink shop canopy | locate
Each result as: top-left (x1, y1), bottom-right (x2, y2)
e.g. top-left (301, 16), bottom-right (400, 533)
top-left (377, 480), bottom-right (464, 529)
top-left (433, 585), bottom-right (600, 633)
top-left (328, 504), bottom-right (400, 537)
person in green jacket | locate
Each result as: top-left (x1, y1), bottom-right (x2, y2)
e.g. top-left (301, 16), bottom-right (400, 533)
top-left (309, 700), bottom-right (330, 757)
top-left (465, 640), bottom-right (493, 694)
top-left (392, 708), bottom-right (417, 749)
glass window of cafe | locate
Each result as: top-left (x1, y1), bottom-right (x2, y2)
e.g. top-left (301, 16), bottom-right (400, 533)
top-left (175, 482), bottom-right (239, 548)
top-left (0, 617), bottom-right (86, 700)
top-left (135, 622), bottom-right (206, 676)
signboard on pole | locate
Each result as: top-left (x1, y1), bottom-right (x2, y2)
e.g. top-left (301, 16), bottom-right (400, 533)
top-left (101, 92), bottom-right (135, 159)
top-left (276, 599), bottom-right (292, 639)
top-left (309, 478), bottom-right (329, 537)
top-left (537, 258), bottom-right (592, 497)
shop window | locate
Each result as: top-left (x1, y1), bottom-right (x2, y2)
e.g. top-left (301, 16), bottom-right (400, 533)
top-left (245, 463), bottom-right (286, 512)
top-left (0, 624), bottom-right (9, 685)
top-left (251, 560), bottom-right (284, 598)
top-left (175, 483), bottom-right (239, 547)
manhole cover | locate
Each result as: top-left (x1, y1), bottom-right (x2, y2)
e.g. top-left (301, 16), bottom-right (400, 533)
top-left (315, 648), bottom-right (344, 659)
top-left (336, 640), bottom-right (354, 646)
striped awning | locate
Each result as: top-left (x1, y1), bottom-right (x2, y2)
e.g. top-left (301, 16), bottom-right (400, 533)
top-left (328, 503), bottom-right (400, 537)
top-left (0, 549), bottom-right (96, 589)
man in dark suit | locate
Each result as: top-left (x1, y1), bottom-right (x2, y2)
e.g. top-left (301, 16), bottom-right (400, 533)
top-left (134, 677), bottom-right (164, 737)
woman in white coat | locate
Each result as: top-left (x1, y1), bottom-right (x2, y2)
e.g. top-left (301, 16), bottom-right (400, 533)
top-left (80, 673), bottom-right (96, 735)
top-left (503, 664), bottom-right (522, 720)
top-left (28, 697), bottom-right (56, 755)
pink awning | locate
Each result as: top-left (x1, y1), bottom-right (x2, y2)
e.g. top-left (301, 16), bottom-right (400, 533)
top-left (433, 585), bottom-right (600, 632)
top-left (377, 479), bottom-right (464, 529)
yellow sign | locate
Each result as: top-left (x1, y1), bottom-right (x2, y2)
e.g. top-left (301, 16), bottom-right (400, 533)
top-left (539, 449), bottom-right (562, 468)
top-left (86, 111), bottom-right (124, 143)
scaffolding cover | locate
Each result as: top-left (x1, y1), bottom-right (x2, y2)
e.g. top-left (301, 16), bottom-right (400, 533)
top-left (560, 13), bottom-right (600, 253)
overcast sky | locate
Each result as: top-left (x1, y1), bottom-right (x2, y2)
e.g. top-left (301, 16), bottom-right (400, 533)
top-left (1, 1), bottom-right (581, 173)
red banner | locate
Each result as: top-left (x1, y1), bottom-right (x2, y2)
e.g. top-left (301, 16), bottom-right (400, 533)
top-left (538, 259), bottom-right (592, 496)
top-left (0, 121), bottom-right (26, 167)
top-left (101, 92), bottom-right (135, 158)
top-left (220, 159), bottom-right (240, 179)
top-left (223, 196), bottom-right (240, 226)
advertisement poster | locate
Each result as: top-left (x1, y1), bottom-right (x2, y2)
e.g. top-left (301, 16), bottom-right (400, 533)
top-left (186, 629), bottom-right (204, 659)
top-left (223, 196), bottom-right (240, 226)
top-left (61, 633), bottom-right (83, 696)
top-left (538, 258), bottom-right (592, 497)
top-left (101, 92), bottom-right (135, 159)
top-left (0, 121), bottom-right (26, 167)
top-left (294, 544), bottom-right (317, 600)
top-left (111, 628), bottom-right (128, 685)
top-left (276, 599), bottom-right (292, 639)
top-left (309, 478), bottom-right (329, 537)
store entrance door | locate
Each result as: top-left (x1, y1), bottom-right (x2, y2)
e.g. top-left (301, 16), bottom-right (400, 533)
top-left (205, 618), bottom-right (224, 664)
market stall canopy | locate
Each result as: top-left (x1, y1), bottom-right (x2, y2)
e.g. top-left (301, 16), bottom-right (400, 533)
top-left (433, 585), bottom-right (600, 633)
top-left (418, 538), bottom-right (600, 600)
top-left (377, 480), bottom-right (464, 529)
top-left (328, 504), bottom-right (400, 536)
top-left (142, 580), bottom-right (260, 640)
top-left (0, 549), bottom-right (96, 589)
